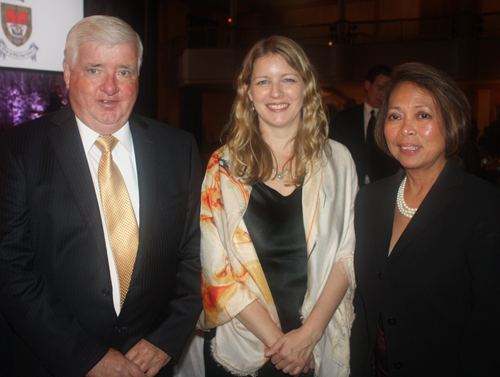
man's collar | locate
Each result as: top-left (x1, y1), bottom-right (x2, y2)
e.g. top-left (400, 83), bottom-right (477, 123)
top-left (363, 101), bottom-right (378, 116)
top-left (75, 116), bottom-right (134, 156)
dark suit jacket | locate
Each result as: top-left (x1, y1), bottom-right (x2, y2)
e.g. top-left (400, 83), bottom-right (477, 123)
top-left (350, 159), bottom-right (500, 377)
top-left (0, 105), bottom-right (203, 377)
top-left (330, 103), bottom-right (399, 186)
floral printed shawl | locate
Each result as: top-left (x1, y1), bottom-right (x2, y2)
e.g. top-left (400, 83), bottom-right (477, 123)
top-left (199, 140), bottom-right (357, 377)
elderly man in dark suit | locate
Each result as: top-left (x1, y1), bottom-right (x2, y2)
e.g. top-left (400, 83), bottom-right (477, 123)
top-left (0, 16), bottom-right (202, 377)
top-left (330, 65), bottom-right (400, 186)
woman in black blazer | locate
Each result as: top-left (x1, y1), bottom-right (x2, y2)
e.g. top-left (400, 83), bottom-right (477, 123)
top-left (350, 62), bottom-right (500, 377)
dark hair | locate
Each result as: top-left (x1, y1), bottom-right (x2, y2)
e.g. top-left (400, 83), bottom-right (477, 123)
top-left (365, 65), bottom-right (392, 83)
top-left (375, 62), bottom-right (470, 158)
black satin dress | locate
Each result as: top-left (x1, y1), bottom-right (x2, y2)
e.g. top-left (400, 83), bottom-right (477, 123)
top-left (204, 182), bottom-right (314, 377)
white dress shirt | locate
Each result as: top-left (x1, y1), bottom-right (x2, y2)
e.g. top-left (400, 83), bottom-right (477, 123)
top-left (76, 117), bottom-right (139, 315)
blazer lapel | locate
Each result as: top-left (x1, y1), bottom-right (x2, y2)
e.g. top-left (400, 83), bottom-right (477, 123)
top-left (371, 171), bottom-right (402, 271)
top-left (48, 106), bottom-right (108, 265)
top-left (128, 114), bottom-right (155, 281)
top-left (389, 159), bottom-right (463, 261)
top-left (355, 104), bottom-right (366, 145)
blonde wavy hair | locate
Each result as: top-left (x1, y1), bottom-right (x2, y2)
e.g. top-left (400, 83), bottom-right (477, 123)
top-left (223, 35), bottom-right (329, 186)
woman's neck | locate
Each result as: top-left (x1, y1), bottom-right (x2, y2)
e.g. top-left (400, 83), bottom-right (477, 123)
top-left (262, 132), bottom-right (295, 169)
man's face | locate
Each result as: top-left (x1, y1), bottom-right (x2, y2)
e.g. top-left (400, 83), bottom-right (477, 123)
top-left (364, 74), bottom-right (391, 109)
top-left (63, 41), bottom-right (139, 135)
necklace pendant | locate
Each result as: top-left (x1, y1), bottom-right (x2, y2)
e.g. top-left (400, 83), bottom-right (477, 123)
top-left (272, 167), bottom-right (290, 181)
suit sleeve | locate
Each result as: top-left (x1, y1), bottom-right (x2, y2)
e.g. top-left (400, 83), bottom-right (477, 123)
top-left (0, 135), bottom-right (109, 377)
top-left (143, 134), bottom-right (203, 363)
top-left (459, 196), bottom-right (500, 375)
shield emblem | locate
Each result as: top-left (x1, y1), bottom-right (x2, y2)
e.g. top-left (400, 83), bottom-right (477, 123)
top-left (1, 3), bottom-right (32, 47)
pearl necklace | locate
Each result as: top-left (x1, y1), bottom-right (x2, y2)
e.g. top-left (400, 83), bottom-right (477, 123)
top-left (272, 167), bottom-right (290, 180)
top-left (397, 176), bottom-right (418, 218)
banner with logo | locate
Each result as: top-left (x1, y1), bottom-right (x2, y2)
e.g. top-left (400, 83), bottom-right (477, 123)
top-left (0, 0), bottom-right (83, 72)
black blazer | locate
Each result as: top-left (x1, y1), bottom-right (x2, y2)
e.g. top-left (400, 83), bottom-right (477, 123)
top-left (350, 159), bottom-right (500, 377)
top-left (0, 105), bottom-right (203, 377)
top-left (330, 103), bottom-right (399, 186)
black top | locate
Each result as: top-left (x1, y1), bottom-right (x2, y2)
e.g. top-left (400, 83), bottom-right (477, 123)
top-left (204, 182), bottom-right (313, 377)
top-left (243, 182), bottom-right (307, 333)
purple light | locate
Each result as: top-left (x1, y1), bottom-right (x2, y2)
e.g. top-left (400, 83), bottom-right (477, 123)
top-left (0, 69), bottom-right (66, 128)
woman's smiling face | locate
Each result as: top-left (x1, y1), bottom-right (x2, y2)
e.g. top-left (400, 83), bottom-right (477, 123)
top-left (245, 53), bottom-right (305, 135)
top-left (384, 81), bottom-right (447, 174)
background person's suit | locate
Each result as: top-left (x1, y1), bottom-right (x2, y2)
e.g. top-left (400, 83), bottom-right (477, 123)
top-left (330, 104), bottom-right (366, 184)
top-left (0, 104), bottom-right (203, 377)
top-left (350, 159), bottom-right (500, 376)
top-left (330, 103), bottom-right (399, 186)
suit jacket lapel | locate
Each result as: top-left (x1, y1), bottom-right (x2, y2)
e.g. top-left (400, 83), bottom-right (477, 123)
top-left (128, 114), bottom-right (155, 281)
top-left (48, 105), bottom-right (108, 265)
top-left (371, 171), bottom-right (402, 272)
top-left (355, 104), bottom-right (365, 145)
top-left (389, 159), bottom-right (463, 261)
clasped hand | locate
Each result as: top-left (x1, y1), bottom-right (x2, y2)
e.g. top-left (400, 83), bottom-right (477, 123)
top-left (265, 328), bottom-right (316, 376)
top-left (86, 339), bottom-right (170, 377)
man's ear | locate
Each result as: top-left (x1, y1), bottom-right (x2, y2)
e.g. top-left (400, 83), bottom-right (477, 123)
top-left (63, 60), bottom-right (71, 89)
top-left (364, 79), bottom-right (371, 92)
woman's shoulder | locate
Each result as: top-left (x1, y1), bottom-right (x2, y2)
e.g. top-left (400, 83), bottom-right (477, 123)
top-left (327, 138), bottom-right (351, 157)
top-left (442, 159), bottom-right (500, 205)
top-left (461, 172), bottom-right (500, 208)
top-left (203, 146), bottom-right (227, 178)
top-left (204, 145), bottom-right (245, 187)
top-left (206, 145), bottom-right (232, 169)
top-left (209, 145), bottom-right (229, 160)
top-left (463, 170), bottom-right (500, 192)
top-left (325, 138), bottom-right (356, 168)
top-left (357, 172), bottom-right (401, 203)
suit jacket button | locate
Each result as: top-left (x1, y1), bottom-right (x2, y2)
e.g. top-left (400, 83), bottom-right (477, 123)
top-left (113, 327), bottom-right (121, 333)
top-left (394, 361), bottom-right (403, 369)
top-left (101, 289), bottom-right (111, 297)
top-left (387, 317), bottom-right (397, 325)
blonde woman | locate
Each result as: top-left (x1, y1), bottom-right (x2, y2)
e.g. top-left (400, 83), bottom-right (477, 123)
top-left (199, 36), bottom-right (357, 377)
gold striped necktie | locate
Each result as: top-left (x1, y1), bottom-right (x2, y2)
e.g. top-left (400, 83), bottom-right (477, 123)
top-left (95, 135), bottom-right (139, 308)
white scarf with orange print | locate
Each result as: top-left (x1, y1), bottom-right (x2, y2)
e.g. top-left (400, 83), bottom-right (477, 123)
top-left (199, 140), bottom-right (357, 377)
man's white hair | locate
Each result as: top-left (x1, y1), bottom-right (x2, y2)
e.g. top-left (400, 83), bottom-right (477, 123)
top-left (64, 15), bottom-right (143, 70)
